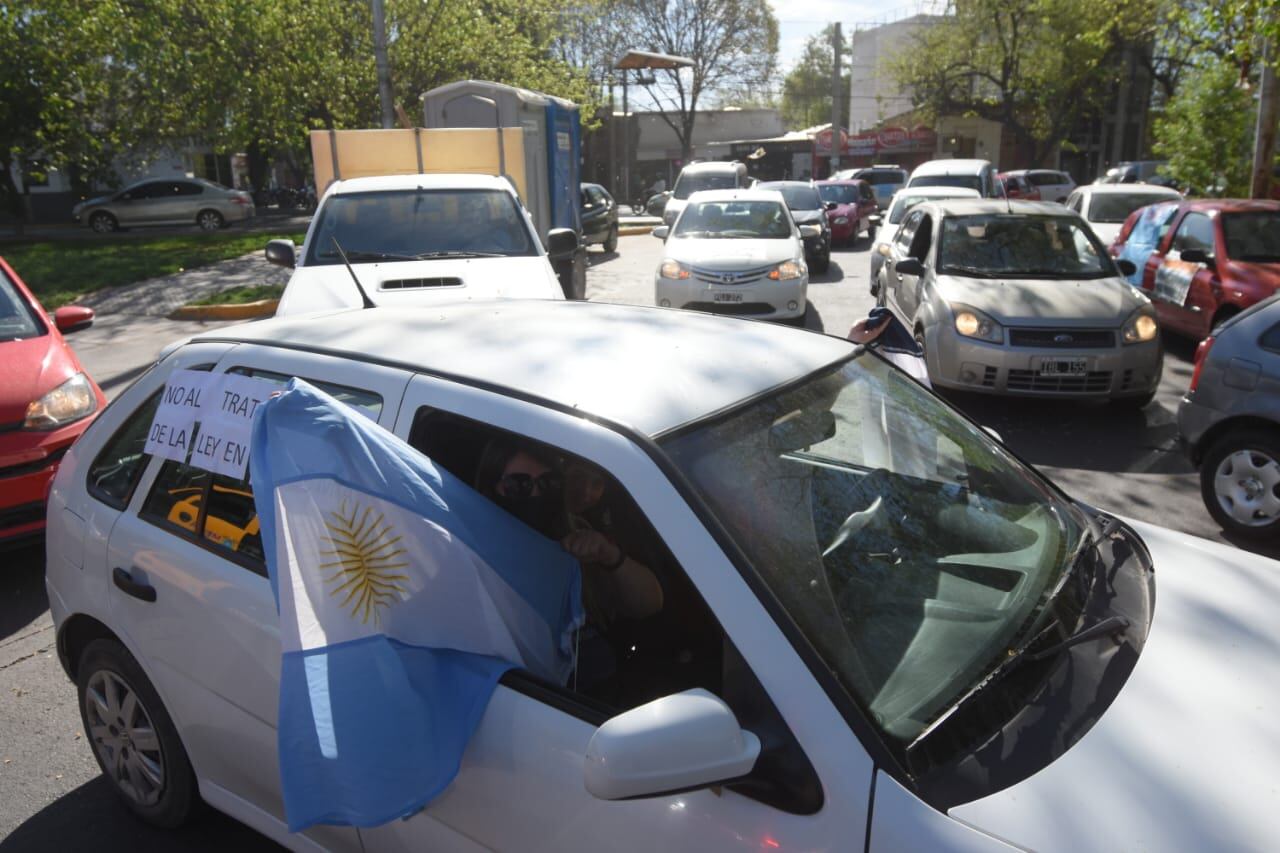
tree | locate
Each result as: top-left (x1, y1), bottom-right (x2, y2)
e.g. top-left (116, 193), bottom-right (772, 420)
top-left (892, 0), bottom-right (1154, 166)
top-left (781, 25), bottom-right (849, 129)
top-left (1153, 59), bottom-right (1255, 195)
top-left (629, 0), bottom-right (779, 162)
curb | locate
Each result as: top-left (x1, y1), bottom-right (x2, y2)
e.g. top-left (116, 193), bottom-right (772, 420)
top-left (169, 299), bottom-right (279, 321)
top-left (618, 225), bottom-right (656, 236)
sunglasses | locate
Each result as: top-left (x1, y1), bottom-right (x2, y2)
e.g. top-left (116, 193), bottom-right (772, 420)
top-left (499, 472), bottom-right (562, 498)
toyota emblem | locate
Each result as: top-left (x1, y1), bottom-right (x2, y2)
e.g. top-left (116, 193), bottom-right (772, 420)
top-left (720, 273), bottom-right (736, 284)
top-left (1054, 333), bottom-right (1074, 343)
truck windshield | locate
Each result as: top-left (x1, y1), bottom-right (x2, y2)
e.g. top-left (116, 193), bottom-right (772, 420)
top-left (305, 188), bottom-right (537, 265)
top-left (661, 354), bottom-right (1085, 748)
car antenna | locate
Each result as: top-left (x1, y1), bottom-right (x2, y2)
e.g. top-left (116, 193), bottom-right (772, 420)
top-left (330, 236), bottom-right (377, 309)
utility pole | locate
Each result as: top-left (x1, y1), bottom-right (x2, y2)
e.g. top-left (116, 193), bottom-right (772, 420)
top-left (371, 0), bottom-right (395, 129)
top-left (1252, 36), bottom-right (1279, 199)
top-left (830, 22), bottom-right (843, 175)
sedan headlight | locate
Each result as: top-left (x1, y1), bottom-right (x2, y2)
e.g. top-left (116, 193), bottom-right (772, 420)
top-left (951, 305), bottom-right (1003, 343)
top-left (25, 373), bottom-right (97, 430)
top-left (768, 260), bottom-right (805, 281)
top-left (1122, 308), bottom-right (1159, 344)
top-left (659, 259), bottom-right (691, 280)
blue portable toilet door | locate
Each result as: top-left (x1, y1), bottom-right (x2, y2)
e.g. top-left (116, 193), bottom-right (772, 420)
top-left (545, 102), bottom-right (582, 234)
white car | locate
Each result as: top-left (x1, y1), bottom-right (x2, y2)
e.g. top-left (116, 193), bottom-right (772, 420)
top-left (265, 174), bottom-right (570, 315)
top-left (869, 186), bottom-right (981, 295)
top-left (661, 161), bottom-right (750, 227)
top-left (1064, 183), bottom-right (1183, 247)
top-left (47, 301), bottom-right (1280, 852)
top-left (906, 159), bottom-right (999, 198)
top-left (653, 189), bottom-right (813, 323)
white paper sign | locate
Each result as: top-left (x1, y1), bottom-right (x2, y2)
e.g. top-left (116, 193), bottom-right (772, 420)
top-left (143, 369), bottom-right (210, 462)
top-left (146, 370), bottom-right (275, 479)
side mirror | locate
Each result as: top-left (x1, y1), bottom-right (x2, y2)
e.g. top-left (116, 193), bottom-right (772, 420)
top-left (52, 305), bottom-right (95, 333)
top-left (825, 201), bottom-right (839, 211)
top-left (895, 257), bottom-right (925, 277)
top-left (265, 239), bottom-right (297, 269)
top-left (1180, 248), bottom-right (1214, 268)
top-left (546, 227), bottom-right (579, 260)
top-left (584, 689), bottom-right (760, 801)
top-left (1116, 258), bottom-right (1137, 276)
top-left (799, 224), bottom-right (821, 238)
top-left (651, 225), bottom-right (670, 240)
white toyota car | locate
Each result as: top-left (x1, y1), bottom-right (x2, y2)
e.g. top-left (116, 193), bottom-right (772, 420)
top-left (653, 189), bottom-right (813, 323)
top-left (46, 301), bottom-right (1280, 851)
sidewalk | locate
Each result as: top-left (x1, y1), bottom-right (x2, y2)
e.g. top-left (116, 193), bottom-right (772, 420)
top-left (77, 251), bottom-right (289, 317)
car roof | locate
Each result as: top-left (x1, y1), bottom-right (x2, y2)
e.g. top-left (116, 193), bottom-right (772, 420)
top-left (680, 161), bottom-right (742, 174)
top-left (892, 187), bottom-right (982, 200)
top-left (1183, 199), bottom-right (1280, 214)
top-left (187, 301), bottom-right (853, 437)
top-left (325, 174), bottom-right (513, 196)
top-left (757, 181), bottom-right (816, 189)
top-left (1079, 184), bottom-right (1181, 197)
top-left (814, 179), bottom-right (866, 187)
top-left (911, 159), bottom-right (992, 177)
top-left (923, 199), bottom-right (1076, 216)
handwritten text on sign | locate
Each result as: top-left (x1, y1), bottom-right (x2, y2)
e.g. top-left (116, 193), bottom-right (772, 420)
top-left (144, 370), bottom-right (275, 478)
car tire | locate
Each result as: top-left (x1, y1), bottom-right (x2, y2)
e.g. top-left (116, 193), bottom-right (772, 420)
top-left (196, 209), bottom-right (224, 231)
top-left (1111, 389), bottom-right (1157, 410)
top-left (89, 212), bottom-right (118, 234)
top-left (1200, 429), bottom-right (1280, 540)
top-left (603, 225), bottom-right (618, 253)
top-left (867, 223), bottom-right (877, 241)
top-left (812, 252), bottom-right (830, 275)
top-left (77, 639), bottom-right (198, 828)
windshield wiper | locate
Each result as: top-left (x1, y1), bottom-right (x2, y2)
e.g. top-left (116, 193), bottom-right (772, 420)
top-left (413, 250), bottom-right (508, 259)
top-left (340, 249), bottom-right (420, 261)
top-left (939, 265), bottom-right (1000, 278)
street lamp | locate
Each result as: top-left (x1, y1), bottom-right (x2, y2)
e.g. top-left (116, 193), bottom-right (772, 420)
top-left (614, 49), bottom-right (694, 209)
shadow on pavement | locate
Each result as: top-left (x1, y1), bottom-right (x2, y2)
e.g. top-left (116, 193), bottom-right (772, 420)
top-left (586, 249), bottom-right (620, 267)
top-left (0, 542), bottom-right (50, 643)
top-left (799, 301), bottom-right (826, 333)
top-left (0, 777), bottom-right (283, 853)
top-left (809, 261), bottom-right (845, 285)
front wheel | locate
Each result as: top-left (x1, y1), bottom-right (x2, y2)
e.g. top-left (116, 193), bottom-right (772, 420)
top-left (1200, 429), bottom-right (1280, 540)
top-left (196, 209), bottom-right (224, 231)
top-left (812, 251), bottom-right (830, 275)
top-left (77, 639), bottom-right (198, 828)
top-left (89, 211), bottom-right (118, 233)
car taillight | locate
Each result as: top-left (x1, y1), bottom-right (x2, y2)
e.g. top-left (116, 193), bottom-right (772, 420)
top-left (232, 196), bottom-right (251, 206)
top-left (1190, 335), bottom-right (1214, 392)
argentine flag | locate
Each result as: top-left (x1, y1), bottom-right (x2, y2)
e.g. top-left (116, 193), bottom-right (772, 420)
top-left (249, 379), bottom-right (584, 831)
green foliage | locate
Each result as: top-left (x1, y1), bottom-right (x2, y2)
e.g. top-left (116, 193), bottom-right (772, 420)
top-left (1153, 58), bottom-right (1254, 195)
top-left (5, 231), bottom-right (306, 307)
top-left (189, 283), bottom-right (285, 306)
top-left (782, 25), bottom-right (849, 129)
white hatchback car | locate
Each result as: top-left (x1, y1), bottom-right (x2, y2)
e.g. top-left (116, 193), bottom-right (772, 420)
top-left (653, 189), bottom-right (813, 322)
top-left (1064, 183), bottom-right (1183, 247)
top-left (46, 301), bottom-right (1280, 852)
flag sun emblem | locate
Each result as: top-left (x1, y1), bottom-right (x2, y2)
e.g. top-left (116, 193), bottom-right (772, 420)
top-left (320, 501), bottom-right (410, 625)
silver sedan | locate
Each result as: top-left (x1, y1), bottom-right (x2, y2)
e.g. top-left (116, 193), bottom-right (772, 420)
top-left (72, 177), bottom-right (254, 233)
top-left (878, 199), bottom-right (1162, 406)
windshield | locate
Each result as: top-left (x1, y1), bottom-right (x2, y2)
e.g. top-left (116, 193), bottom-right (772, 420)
top-left (1222, 211), bottom-right (1280, 262)
top-left (1088, 193), bottom-right (1173, 224)
top-left (760, 184), bottom-right (823, 211)
top-left (673, 172), bottom-right (739, 200)
top-left (910, 174), bottom-right (983, 192)
top-left (0, 270), bottom-right (43, 341)
top-left (673, 200), bottom-right (791, 239)
top-left (662, 354), bottom-right (1084, 746)
top-left (858, 170), bottom-right (906, 186)
top-left (939, 214), bottom-right (1113, 278)
top-left (305, 188), bottom-right (536, 265)
top-left (818, 184), bottom-right (858, 205)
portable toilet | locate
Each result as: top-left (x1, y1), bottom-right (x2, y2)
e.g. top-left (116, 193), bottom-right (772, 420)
top-left (421, 80), bottom-right (582, 243)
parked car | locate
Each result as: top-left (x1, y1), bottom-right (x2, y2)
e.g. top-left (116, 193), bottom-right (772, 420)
top-left (580, 183), bottom-right (619, 252)
top-left (645, 190), bottom-right (672, 218)
top-left (1114, 199), bottom-right (1280, 341)
top-left (72, 178), bottom-right (254, 233)
top-left (48, 299), bottom-right (1280, 852)
top-left (265, 174), bottom-right (573, 314)
top-left (907, 159), bottom-right (1000, 198)
top-left (0, 257), bottom-right (105, 545)
top-left (834, 165), bottom-right (909, 210)
top-left (652, 189), bottom-right (812, 322)
top-left (662, 161), bottom-right (750, 227)
top-left (1065, 184), bottom-right (1183, 248)
top-left (1110, 200), bottom-right (1182, 287)
top-left (996, 172), bottom-right (1039, 201)
top-left (1179, 295), bottom-right (1280, 539)
top-left (868, 187), bottom-right (982, 296)
top-left (814, 179), bottom-right (878, 245)
top-left (878, 199), bottom-right (1161, 406)
top-left (756, 181), bottom-right (832, 273)
top-left (1013, 169), bottom-right (1077, 203)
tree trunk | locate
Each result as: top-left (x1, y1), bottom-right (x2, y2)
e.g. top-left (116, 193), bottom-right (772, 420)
top-left (2, 161), bottom-right (26, 237)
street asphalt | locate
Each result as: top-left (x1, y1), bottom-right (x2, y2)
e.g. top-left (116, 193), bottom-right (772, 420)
top-left (0, 229), bottom-right (1273, 849)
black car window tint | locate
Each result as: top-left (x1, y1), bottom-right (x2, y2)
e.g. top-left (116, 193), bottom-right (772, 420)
top-left (1260, 321), bottom-right (1280, 352)
top-left (87, 391), bottom-right (163, 509)
top-left (908, 215), bottom-right (933, 260)
top-left (1174, 213), bottom-right (1213, 253)
top-left (175, 181), bottom-right (203, 196)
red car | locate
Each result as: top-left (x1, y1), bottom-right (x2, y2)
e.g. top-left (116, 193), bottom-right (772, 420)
top-left (1114, 200), bottom-right (1280, 341)
top-left (815, 179), bottom-right (880, 245)
top-left (0, 257), bottom-right (105, 545)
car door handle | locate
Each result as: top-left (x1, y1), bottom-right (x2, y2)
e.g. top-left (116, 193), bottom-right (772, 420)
top-left (113, 567), bottom-right (156, 603)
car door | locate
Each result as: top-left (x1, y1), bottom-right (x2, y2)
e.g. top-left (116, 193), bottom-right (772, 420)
top-left (116, 182), bottom-right (161, 225)
top-left (896, 212), bottom-right (933, 320)
top-left (356, 374), bottom-right (874, 852)
top-left (886, 209), bottom-right (923, 315)
top-left (103, 346), bottom-right (410, 850)
top-left (1151, 211), bottom-right (1217, 337)
top-left (171, 180), bottom-right (206, 224)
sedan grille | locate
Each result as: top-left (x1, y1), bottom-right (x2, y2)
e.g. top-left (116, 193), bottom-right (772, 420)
top-left (1008, 328), bottom-right (1115, 348)
top-left (1007, 370), bottom-right (1113, 393)
top-left (0, 501), bottom-right (45, 531)
top-left (690, 264), bottom-right (776, 287)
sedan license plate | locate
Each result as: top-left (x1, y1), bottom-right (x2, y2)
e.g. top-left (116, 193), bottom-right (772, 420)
top-left (713, 292), bottom-right (744, 303)
top-left (1038, 357), bottom-right (1088, 377)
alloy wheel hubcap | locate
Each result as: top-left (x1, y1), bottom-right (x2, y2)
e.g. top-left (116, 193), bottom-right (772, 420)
top-left (1214, 449), bottom-right (1280, 526)
top-left (85, 670), bottom-right (164, 806)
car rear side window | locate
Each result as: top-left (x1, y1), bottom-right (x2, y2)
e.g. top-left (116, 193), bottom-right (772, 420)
top-left (141, 460), bottom-right (265, 573)
top-left (1260, 321), bottom-right (1280, 353)
top-left (86, 391), bottom-right (162, 509)
top-left (227, 367), bottom-right (383, 418)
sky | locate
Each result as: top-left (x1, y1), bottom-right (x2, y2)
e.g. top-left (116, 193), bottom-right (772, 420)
top-left (770, 0), bottom-right (941, 73)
